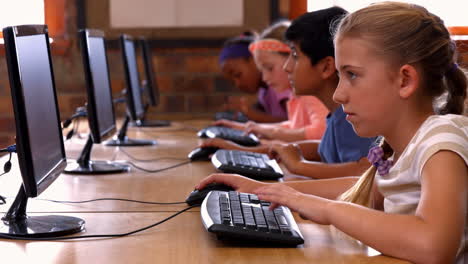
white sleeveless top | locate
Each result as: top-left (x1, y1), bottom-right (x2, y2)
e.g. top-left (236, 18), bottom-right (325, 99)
top-left (375, 114), bottom-right (468, 264)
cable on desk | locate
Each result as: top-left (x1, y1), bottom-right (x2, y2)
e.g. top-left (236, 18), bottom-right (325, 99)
top-left (118, 148), bottom-right (186, 162)
top-left (36, 197), bottom-right (187, 205)
top-left (0, 205), bottom-right (198, 241)
top-left (125, 160), bottom-right (190, 173)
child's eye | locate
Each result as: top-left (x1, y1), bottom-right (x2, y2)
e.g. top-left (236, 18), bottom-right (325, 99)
top-left (292, 51), bottom-right (298, 59)
top-left (347, 71), bottom-right (357, 80)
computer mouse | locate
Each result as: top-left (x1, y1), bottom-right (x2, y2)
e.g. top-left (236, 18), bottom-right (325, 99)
top-left (197, 128), bottom-right (208, 138)
top-left (185, 183), bottom-right (234, 205)
top-left (188, 147), bottom-right (219, 161)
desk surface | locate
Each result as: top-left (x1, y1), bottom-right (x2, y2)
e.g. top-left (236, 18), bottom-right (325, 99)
top-left (0, 120), bottom-right (410, 263)
top-left (0, 212), bottom-right (409, 264)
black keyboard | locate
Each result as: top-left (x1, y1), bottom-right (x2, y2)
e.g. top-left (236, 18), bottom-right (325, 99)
top-left (211, 149), bottom-right (283, 180)
top-left (197, 126), bottom-right (260, 146)
top-left (201, 190), bottom-right (304, 246)
top-left (214, 111), bottom-right (248, 123)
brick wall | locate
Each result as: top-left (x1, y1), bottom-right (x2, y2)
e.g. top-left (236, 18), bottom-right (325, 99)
top-left (0, 3), bottom-right (240, 147)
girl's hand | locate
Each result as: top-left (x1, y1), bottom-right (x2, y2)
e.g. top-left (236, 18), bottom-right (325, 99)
top-left (195, 173), bottom-right (266, 193)
top-left (200, 138), bottom-right (241, 150)
top-left (254, 184), bottom-right (332, 225)
top-left (268, 143), bottom-right (302, 169)
top-left (244, 122), bottom-right (270, 138)
top-left (213, 119), bottom-right (246, 130)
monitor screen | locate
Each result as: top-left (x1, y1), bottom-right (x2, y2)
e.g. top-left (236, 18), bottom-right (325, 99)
top-left (4, 26), bottom-right (66, 197)
top-left (122, 37), bottom-right (145, 120)
top-left (83, 33), bottom-right (116, 143)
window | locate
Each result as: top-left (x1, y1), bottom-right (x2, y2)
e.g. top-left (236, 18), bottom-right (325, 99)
top-left (0, 0), bottom-right (45, 29)
top-left (307, 0), bottom-right (468, 37)
top-left (0, 0), bottom-right (68, 53)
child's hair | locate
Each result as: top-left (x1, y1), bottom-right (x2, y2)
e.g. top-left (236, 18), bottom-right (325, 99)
top-left (251, 20), bottom-right (292, 57)
top-left (223, 31), bottom-right (257, 47)
top-left (218, 31), bottom-right (257, 65)
top-left (285, 7), bottom-right (348, 65)
top-left (335, 2), bottom-right (468, 207)
top-left (259, 20), bottom-right (291, 42)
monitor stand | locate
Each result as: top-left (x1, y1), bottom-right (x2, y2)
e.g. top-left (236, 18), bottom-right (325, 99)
top-left (129, 119), bottom-right (171, 127)
top-left (65, 135), bottom-right (130, 174)
top-left (129, 104), bottom-right (171, 127)
top-left (0, 186), bottom-right (85, 238)
top-left (104, 115), bottom-right (157, 147)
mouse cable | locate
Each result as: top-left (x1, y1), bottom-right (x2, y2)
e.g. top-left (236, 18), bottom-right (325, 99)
top-left (0, 144), bottom-right (16, 179)
top-left (0, 205), bottom-right (198, 241)
top-left (62, 106), bottom-right (87, 129)
top-left (118, 148), bottom-right (186, 162)
top-left (124, 160), bottom-right (190, 173)
top-left (35, 197), bottom-right (186, 205)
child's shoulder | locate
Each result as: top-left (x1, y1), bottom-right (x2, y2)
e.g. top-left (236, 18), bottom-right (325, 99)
top-left (413, 114), bottom-right (468, 163)
top-left (422, 114), bottom-right (468, 136)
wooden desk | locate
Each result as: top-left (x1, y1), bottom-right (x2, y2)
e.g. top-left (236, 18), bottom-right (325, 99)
top-left (0, 120), bottom-right (409, 263)
top-left (0, 132), bottom-right (214, 212)
top-left (0, 212), bottom-right (409, 264)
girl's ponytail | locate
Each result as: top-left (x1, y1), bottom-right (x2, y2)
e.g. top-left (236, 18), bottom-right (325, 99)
top-left (439, 65), bottom-right (467, 115)
top-left (339, 140), bottom-right (393, 207)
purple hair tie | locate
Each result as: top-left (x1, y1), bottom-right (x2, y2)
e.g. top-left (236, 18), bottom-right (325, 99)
top-left (367, 146), bottom-right (393, 176)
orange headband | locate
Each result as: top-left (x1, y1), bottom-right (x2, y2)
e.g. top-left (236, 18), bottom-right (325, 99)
top-left (248, 39), bottom-right (291, 53)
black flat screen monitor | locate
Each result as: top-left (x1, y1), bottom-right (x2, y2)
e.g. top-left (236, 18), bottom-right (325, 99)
top-left (63, 29), bottom-right (130, 174)
top-left (5, 25), bottom-right (66, 198)
top-left (80, 29), bottom-right (116, 144)
top-left (1, 24), bottom-right (84, 238)
top-left (121, 35), bottom-right (145, 121)
top-left (139, 38), bottom-right (159, 107)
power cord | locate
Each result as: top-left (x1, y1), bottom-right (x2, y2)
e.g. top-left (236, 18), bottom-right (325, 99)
top-left (118, 148), bottom-right (187, 162)
top-left (124, 160), bottom-right (190, 173)
top-left (63, 106), bottom-right (87, 140)
top-left (0, 144), bottom-right (16, 175)
top-left (62, 106), bottom-right (87, 129)
top-left (0, 205), bottom-right (198, 241)
top-left (0, 144), bottom-right (16, 205)
top-left (36, 197), bottom-right (186, 205)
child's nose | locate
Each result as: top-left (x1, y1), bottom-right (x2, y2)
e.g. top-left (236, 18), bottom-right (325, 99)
top-left (283, 56), bottom-right (293, 73)
top-left (333, 81), bottom-right (348, 104)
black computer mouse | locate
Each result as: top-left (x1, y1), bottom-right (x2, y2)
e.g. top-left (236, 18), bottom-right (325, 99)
top-left (197, 128), bottom-right (208, 138)
top-left (188, 147), bottom-right (219, 161)
top-left (185, 183), bottom-right (234, 206)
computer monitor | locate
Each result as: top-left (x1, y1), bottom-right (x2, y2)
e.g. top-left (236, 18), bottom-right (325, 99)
top-left (64, 29), bottom-right (130, 174)
top-left (132, 38), bottom-right (170, 127)
top-left (1, 24), bottom-right (84, 237)
top-left (104, 35), bottom-right (156, 146)
top-left (139, 38), bottom-right (158, 107)
top-left (121, 34), bottom-right (145, 122)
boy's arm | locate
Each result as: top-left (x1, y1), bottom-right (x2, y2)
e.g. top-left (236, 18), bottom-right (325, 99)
top-left (270, 141), bottom-right (370, 178)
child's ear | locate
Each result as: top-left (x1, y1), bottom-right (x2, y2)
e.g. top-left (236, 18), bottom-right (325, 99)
top-left (398, 64), bottom-right (419, 99)
top-left (320, 56), bottom-right (337, 79)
